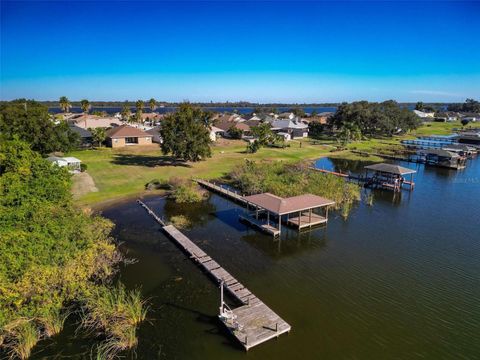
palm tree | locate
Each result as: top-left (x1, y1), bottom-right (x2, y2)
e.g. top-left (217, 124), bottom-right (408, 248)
top-left (121, 103), bottom-right (132, 122)
top-left (135, 100), bottom-right (144, 113)
top-left (80, 99), bottom-right (90, 114)
top-left (59, 96), bottom-right (71, 113)
top-left (149, 98), bottom-right (156, 113)
top-left (135, 100), bottom-right (145, 123)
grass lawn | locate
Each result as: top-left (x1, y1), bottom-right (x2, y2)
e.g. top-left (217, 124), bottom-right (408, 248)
top-left (70, 139), bottom-right (334, 206)
top-left (70, 121), bottom-right (480, 207)
top-left (411, 121), bottom-right (480, 136)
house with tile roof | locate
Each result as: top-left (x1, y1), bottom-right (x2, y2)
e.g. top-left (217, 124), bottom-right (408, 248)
top-left (106, 125), bottom-right (153, 148)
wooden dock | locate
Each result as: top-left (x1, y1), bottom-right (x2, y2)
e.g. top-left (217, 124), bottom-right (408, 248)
top-left (196, 179), bottom-right (247, 205)
top-left (287, 212), bottom-right (327, 229)
top-left (239, 214), bottom-right (281, 237)
top-left (137, 200), bottom-right (291, 350)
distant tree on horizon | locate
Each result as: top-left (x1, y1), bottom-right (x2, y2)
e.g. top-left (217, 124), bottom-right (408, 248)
top-left (59, 96), bottom-right (71, 113)
top-left (80, 99), bottom-right (90, 114)
top-left (149, 98), bottom-right (156, 113)
top-left (121, 102), bottom-right (131, 121)
top-left (135, 100), bottom-right (145, 122)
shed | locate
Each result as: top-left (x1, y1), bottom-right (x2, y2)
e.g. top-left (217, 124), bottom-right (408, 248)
top-left (47, 156), bottom-right (82, 172)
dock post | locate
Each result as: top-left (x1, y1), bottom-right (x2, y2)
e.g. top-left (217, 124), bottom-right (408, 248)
top-left (219, 279), bottom-right (224, 315)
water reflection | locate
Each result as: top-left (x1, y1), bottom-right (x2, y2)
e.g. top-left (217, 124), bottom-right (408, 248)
top-left (163, 196), bottom-right (216, 229)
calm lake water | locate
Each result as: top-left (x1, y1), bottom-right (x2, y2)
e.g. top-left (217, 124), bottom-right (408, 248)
top-left (48, 106), bottom-right (337, 115)
top-left (32, 156), bottom-right (480, 359)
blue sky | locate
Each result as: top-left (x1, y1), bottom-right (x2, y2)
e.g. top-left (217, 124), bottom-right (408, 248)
top-left (1, 1), bottom-right (479, 102)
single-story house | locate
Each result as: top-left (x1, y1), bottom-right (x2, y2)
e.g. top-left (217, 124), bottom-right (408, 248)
top-left (141, 112), bottom-right (164, 125)
top-left (146, 126), bottom-right (163, 144)
top-left (278, 112), bottom-right (296, 120)
top-left (69, 115), bottom-right (123, 129)
top-left (271, 119), bottom-right (309, 138)
top-left (214, 119), bottom-right (251, 137)
top-left (459, 113), bottom-right (479, 122)
top-left (413, 110), bottom-right (435, 119)
top-left (69, 125), bottom-right (93, 147)
top-left (209, 126), bottom-right (225, 141)
top-left (277, 132), bottom-right (291, 141)
top-left (47, 156), bottom-right (82, 173)
top-left (106, 125), bottom-right (153, 148)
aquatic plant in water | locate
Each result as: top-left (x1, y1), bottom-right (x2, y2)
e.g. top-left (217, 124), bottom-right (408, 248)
top-left (82, 284), bottom-right (148, 358)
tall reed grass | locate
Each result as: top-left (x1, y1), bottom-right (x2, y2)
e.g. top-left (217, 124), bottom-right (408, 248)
top-left (82, 284), bottom-right (148, 359)
top-left (2, 319), bottom-right (39, 360)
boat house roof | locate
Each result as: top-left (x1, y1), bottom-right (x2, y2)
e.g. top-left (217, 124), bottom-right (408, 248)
top-left (243, 193), bottom-right (335, 215)
top-left (364, 163), bottom-right (416, 175)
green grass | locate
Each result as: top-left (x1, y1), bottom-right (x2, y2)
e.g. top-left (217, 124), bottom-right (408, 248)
top-left (411, 121), bottom-right (480, 136)
top-left (69, 139), bottom-right (333, 206)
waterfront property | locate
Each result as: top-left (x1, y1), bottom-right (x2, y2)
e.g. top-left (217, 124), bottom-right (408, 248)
top-left (137, 200), bottom-right (291, 350)
top-left (106, 125), bottom-right (153, 147)
top-left (364, 163), bottom-right (416, 192)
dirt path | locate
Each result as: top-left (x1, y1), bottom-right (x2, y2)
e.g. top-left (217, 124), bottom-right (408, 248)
top-left (72, 172), bottom-right (98, 199)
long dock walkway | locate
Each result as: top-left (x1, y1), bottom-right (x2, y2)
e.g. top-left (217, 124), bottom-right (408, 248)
top-left (137, 200), bottom-right (291, 350)
top-left (196, 179), bottom-right (247, 205)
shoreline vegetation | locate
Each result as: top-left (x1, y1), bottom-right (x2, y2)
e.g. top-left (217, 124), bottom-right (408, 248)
top-left (0, 139), bottom-right (147, 359)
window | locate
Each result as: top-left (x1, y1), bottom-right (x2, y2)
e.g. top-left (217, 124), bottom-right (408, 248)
top-left (125, 137), bottom-right (138, 144)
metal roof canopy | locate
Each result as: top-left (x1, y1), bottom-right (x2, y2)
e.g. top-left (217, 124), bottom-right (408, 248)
top-left (243, 193), bottom-right (335, 215)
top-left (364, 163), bottom-right (416, 176)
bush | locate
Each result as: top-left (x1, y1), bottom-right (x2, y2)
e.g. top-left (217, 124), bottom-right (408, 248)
top-left (145, 179), bottom-right (168, 190)
top-left (168, 178), bottom-right (207, 203)
top-left (80, 163), bottom-right (88, 172)
top-left (246, 140), bottom-right (260, 153)
top-left (230, 160), bottom-right (360, 209)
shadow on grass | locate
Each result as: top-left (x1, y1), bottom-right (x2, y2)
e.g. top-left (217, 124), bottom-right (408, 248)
top-left (111, 154), bottom-right (192, 168)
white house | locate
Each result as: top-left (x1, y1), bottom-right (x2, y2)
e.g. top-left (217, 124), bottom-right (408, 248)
top-left (271, 119), bottom-right (309, 138)
top-left (277, 132), bottom-right (291, 141)
top-left (413, 110), bottom-right (435, 119)
top-left (209, 126), bottom-right (225, 141)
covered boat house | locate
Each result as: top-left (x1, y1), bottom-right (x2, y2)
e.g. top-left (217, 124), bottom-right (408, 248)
top-left (239, 193), bottom-right (335, 237)
top-left (364, 163), bottom-right (416, 192)
top-left (422, 149), bottom-right (467, 169)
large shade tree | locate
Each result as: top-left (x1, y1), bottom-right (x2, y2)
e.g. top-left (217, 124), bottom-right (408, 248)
top-left (160, 103), bottom-right (212, 162)
top-left (329, 100), bottom-right (421, 140)
top-left (0, 99), bottom-right (79, 154)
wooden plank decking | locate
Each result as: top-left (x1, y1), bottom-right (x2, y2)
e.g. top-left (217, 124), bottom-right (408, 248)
top-left (239, 214), bottom-right (280, 237)
top-left (137, 200), bottom-right (291, 350)
top-left (196, 179), bottom-right (247, 205)
top-left (287, 212), bottom-right (327, 229)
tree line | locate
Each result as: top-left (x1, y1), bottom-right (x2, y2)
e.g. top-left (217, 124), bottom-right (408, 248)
top-left (327, 100), bottom-right (421, 142)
